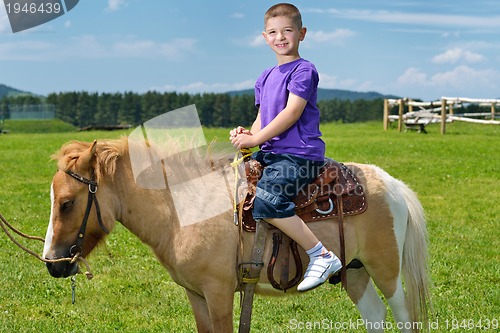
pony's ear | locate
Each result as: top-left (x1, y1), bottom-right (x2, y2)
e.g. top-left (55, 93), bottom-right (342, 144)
top-left (77, 140), bottom-right (97, 171)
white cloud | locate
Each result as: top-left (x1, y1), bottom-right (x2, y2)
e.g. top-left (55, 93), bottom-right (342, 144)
top-left (461, 40), bottom-right (500, 51)
top-left (231, 13), bottom-right (245, 19)
top-left (312, 8), bottom-right (500, 29)
top-left (153, 79), bottom-right (255, 94)
top-left (0, 41), bottom-right (54, 61)
top-left (0, 35), bottom-right (198, 61)
top-left (432, 48), bottom-right (485, 64)
top-left (318, 73), bottom-right (339, 88)
top-left (231, 79), bottom-right (255, 91)
top-left (357, 81), bottom-right (375, 92)
top-left (394, 66), bottom-right (500, 99)
top-left (0, 4), bottom-right (10, 33)
top-left (107, 0), bottom-right (127, 11)
top-left (441, 31), bottom-right (461, 38)
top-left (156, 38), bottom-right (198, 59)
top-left (112, 39), bottom-right (156, 55)
top-left (68, 35), bottom-right (107, 57)
top-left (111, 38), bottom-right (197, 59)
top-left (319, 73), bottom-right (362, 90)
top-left (249, 34), bottom-right (265, 47)
top-left (397, 66), bottom-right (499, 90)
top-left (431, 66), bottom-right (497, 89)
top-left (306, 29), bottom-right (356, 43)
top-left (398, 68), bottom-right (428, 86)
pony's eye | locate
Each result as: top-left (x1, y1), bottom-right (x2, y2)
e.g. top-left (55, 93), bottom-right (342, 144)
top-left (60, 200), bottom-right (75, 213)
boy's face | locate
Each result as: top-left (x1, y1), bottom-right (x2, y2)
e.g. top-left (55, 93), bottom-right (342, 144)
top-left (262, 16), bottom-right (306, 61)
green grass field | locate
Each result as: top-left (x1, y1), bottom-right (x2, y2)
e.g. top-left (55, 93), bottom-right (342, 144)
top-left (0, 121), bottom-right (498, 332)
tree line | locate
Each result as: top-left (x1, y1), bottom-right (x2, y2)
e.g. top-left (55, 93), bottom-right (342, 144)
top-left (1, 91), bottom-right (386, 128)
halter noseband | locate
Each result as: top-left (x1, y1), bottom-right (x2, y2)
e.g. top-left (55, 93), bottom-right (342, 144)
top-left (64, 169), bottom-right (110, 256)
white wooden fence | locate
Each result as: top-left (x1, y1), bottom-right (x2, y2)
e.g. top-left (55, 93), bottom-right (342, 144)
top-left (383, 97), bottom-right (500, 134)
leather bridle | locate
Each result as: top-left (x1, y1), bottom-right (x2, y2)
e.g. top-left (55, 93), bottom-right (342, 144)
top-left (64, 169), bottom-right (109, 257)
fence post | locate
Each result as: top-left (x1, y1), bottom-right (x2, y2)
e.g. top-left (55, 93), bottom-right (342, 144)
top-left (440, 98), bottom-right (447, 134)
top-left (398, 99), bottom-right (404, 132)
top-left (492, 103), bottom-right (496, 120)
top-left (383, 99), bottom-right (389, 130)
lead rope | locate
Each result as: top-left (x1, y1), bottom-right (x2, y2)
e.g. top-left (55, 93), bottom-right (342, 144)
top-left (0, 212), bottom-right (94, 303)
top-left (230, 148), bottom-right (253, 225)
top-left (0, 212), bottom-right (93, 278)
top-left (229, 148), bottom-right (253, 323)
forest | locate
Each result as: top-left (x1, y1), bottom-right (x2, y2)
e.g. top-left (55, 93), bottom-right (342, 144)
top-left (0, 91), bottom-right (386, 128)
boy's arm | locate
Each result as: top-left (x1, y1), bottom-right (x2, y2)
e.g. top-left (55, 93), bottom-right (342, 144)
top-left (250, 111), bottom-right (261, 134)
top-left (231, 92), bottom-right (306, 149)
top-left (256, 93), bottom-right (306, 143)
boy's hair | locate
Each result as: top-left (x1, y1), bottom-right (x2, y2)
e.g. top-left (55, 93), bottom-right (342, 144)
top-left (264, 3), bottom-right (302, 29)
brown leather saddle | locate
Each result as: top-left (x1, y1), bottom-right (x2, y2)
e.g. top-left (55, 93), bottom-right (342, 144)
top-left (240, 157), bottom-right (367, 231)
top-left (237, 156), bottom-right (367, 291)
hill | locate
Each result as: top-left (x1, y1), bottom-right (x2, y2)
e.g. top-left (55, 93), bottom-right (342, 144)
top-left (317, 88), bottom-right (399, 101)
top-left (0, 84), bottom-right (37, 99)
top-left (1, 83), bottom-right (399, 102)
top-left (226, 88), bottom-right (400, 101)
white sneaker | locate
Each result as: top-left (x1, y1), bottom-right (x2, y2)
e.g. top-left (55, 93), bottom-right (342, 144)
top-left (297, 252), bottom-right (342, 292)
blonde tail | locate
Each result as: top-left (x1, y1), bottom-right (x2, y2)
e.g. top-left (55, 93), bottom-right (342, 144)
top-left (401, 184), bottom-right (432, 331)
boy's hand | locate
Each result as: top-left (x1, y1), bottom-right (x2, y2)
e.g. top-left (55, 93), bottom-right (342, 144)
top-left (230, 126), bottom-right (256, 149)
top-left (230, 131), bottom-right (257, 149)
top-left (229, 126), bottom-right (251, 139)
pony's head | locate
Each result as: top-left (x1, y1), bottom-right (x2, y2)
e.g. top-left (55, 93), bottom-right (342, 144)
top-left (44, 139), bottom-right (121, 278)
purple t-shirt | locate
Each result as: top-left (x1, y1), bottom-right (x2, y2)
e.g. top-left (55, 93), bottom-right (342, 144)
top-left (254, 58), bottom-right (325, 162)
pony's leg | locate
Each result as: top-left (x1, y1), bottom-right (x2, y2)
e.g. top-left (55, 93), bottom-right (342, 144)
top-left (346, 268), bottom-right (387, 333)
top-left (386, 278), bottom-right (413, 333)
top-left (366, 251), bottom-right (414, 332)
top-left (186, 289), bottom-right (213, 333)
top-left (205, 287), bottom-right (235, 333)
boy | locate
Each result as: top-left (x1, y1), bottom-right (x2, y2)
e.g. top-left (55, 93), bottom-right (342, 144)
top-left (230, 3), bottom-right (341, 292)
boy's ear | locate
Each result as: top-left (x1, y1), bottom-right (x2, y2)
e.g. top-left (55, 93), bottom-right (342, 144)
top-left (299, 27), bottom-right (307, 41)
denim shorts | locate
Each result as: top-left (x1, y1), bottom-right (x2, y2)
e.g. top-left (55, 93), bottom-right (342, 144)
top-left (252, 151), bottom-right (324, 220)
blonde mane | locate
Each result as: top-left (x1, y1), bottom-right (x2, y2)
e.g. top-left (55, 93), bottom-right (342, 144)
top-left (52, 137), bottom-right (128, 183)
top-left (53, 136), bottom-right (233, 184)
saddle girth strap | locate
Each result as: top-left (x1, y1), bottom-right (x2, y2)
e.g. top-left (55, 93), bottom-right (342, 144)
top-left (336, 192), bottom-right (347, 289)
top-left (238, 220), bottom-right (269, 333)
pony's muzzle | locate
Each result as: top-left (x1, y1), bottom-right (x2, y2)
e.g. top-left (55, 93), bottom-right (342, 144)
top-left (46, 260), bottom-right (79, 278)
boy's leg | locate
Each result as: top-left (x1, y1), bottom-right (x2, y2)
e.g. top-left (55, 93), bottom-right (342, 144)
top-left (253, 153), bottom-right (341, 291)
top-left (266, 215), bottom-right (318, 250)
top-left (266, 215), bottom-right (342, 292)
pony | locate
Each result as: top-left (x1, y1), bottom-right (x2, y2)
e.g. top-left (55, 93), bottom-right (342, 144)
top-left (43, 137), bottom-right (431, 333)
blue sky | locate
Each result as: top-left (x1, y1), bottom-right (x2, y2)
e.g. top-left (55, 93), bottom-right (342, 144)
top-left (1, 0), bottom-right (499, 101)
